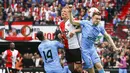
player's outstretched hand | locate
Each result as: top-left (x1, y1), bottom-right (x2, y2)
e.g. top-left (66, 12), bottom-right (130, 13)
top-left (58, 33), bottom-right (62, 39)
top-left (69, 31), bottom-right (75, 38)
top-left (68, 5), bottom-right (73, 12)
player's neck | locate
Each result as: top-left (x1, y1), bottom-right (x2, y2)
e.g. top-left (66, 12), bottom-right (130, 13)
top-left (43, 37), bottom-right (47, 40)
top-left (10, 49), bottom-right (14, 51)
top-left (63, 18), bottom-right (68, 23)
top-left (92, 21), bottom-right (98, 26)
top-left (93, 24), bottom-right (98, 26)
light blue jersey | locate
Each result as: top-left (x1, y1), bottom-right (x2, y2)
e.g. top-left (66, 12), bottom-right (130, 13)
top-left (80, 20), bottom-right (105, 50)
top-left (38, 40), bottom-right (64, 73)
top-left (80, 20), bottom-right (105, 68)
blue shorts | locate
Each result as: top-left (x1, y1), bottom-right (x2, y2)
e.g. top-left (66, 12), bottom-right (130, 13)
top-left (82, 49), bottom-right (100, 68)
top-left (119, 68), bottom-right (127, 73)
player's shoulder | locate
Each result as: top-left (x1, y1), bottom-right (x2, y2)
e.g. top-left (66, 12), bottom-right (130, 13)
top-left (38, 40), bottom-right (52, 48)
top-left (81, 20), bottom-right (89, 22)
top-left (4, 50), bottom-right (8, 52)
top-left (81, 20), bottom-right (92, 26)
top-left (97, 23), bottom-right (104, 29)
top-left (52, 40), bottom-right (62, 46)
top-left (14, 49), bottom-right (19, 52)
top-left (5, 49), bottom-right (11, 52)
top-left (3, 50), bottom-right (7, 54)
top-left (80, 20), bottom-right (90, 25)
top-left (59, 20), bottom-right (70, 25)
top-left (51, 40), bottom-right (59, 44)
top-left (13, 49), bottom-right (20, 54)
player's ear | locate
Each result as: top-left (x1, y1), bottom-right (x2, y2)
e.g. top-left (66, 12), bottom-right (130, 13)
top-left (36, 37), bottom-right (39, 40)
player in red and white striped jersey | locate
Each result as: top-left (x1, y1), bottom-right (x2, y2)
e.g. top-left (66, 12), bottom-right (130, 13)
top-left (2, 42), bottom-right (20, 73)
top-left (58, 6), bottom-right (82, 73)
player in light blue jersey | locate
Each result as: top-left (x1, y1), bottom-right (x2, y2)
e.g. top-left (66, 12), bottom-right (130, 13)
top-left (68, 5), bottom-right (119, 73)
top-left (36, 31), bottom-right (64, 73)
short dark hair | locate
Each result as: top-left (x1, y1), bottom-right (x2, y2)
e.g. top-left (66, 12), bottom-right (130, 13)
top-left (36, 31), bottom-right (44, 41)
top-left (92, 12), bottom-right (101, 17)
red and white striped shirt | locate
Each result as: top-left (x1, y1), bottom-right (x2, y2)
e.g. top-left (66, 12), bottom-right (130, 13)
top-left (59, 20), bottom-right (80, 49)
top-left (2, 49), bottom-right (20, 69)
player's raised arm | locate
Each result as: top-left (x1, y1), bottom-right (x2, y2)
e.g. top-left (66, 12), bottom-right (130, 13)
top-left (55, 41), bottom-right (64, 49)
top-left (69, 28), bottom-right (81, 38)
top-left (104, 31), bottom-right (119, 51)
top-left (68, 5), bottom-right (80, 26)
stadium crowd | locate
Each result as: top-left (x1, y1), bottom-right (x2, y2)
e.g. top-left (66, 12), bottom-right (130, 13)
top-left (0, 0), bottom-right (130, 72)
top-left (0, 0), bottom-right (129, 25)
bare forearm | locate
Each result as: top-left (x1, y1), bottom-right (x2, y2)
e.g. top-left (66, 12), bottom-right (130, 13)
top-left (69, 11), bottom-right (74, 24)
top-left (69, 8), bottom-right (80, 26)
top-left (105, 34), bottom-right (117, 50)
top-left (74, 28), bottom-right (81, 33)
top-left (69, 12), bottom-right (76, 25)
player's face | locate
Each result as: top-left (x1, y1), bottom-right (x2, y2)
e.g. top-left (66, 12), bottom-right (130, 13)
top-left (10, 43), bottom-right (15, 50)
top-left (92, 15), bottom-right (101, 26)
top-left (61, 8), bottom-right (69, 19)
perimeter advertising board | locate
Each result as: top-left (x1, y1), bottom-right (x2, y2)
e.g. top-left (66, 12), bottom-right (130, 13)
top-left (0, 22), bottom-right (57, 41)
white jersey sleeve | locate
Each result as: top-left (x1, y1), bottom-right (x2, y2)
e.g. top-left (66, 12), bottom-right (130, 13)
top-left (2, 50), bottom-right (7, 59)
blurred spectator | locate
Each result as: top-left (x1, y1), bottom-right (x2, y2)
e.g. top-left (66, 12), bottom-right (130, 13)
top-left (34, 53), bottom-right (42, 67)
top-left (46, 16), bottom-right (55, 25)
top-left (23, 8), bottom-right (30, 18)
top-left (60, 51), bottom-right (71, 73)
top-left (45, 0), bottom-right (54, 5)
top-left (116, 0), bottom-right (123, 12)
top-left (124, 15), bottom-right (130, 28)
top-left (0, 0), bottom-right (3, 3)
top-left (101, 6), bottom-right (108, 22)
top-left (33, 12), bottom-right (40, 25)
top-left (117, 51), bottom-right (128, 73)
top-left (72, 6), bottom-right (78, 17)
top-left (113, 14), bottom-right (120, 31)
top-left (79, 8), bottom-right (87, 20)
top-left (0, 11), bottom-right (3, 25)
top-left (103, 55), bottom-right (113, 69)
top-left (58, 0), bottom-right (66, 7)
top-left (128, 29), bottom-right (130, 40)
top-left (40, 12), bottom-right (47, 25)
top-left (0, 3), bottom-right (4, 25)
top-left (105, 2), bottom-right (113, 22)
top-left (126, 55), bottom-right (130, 68)
top-left (22, 53), bottom-right (35, 68)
